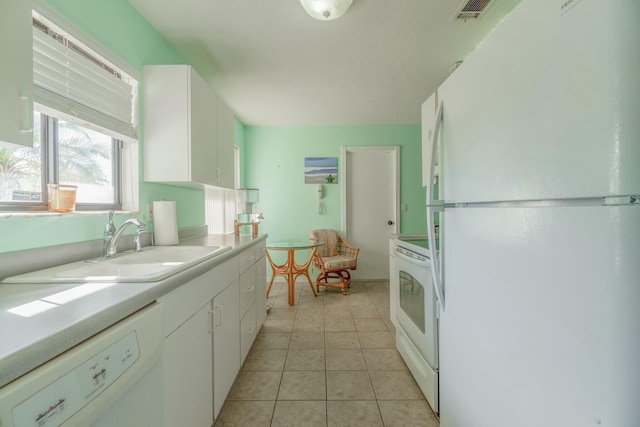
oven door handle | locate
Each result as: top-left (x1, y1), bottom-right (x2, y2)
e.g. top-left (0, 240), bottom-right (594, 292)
top-left (391, 246), bottom-right (431, 268)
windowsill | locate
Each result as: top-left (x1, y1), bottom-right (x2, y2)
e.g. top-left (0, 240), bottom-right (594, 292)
top-left (0, 210), bottom-right (138, 219)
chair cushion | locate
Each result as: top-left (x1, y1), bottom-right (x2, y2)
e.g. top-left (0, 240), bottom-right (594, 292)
top-left (310, 229), bottom-right (338, 257)
top-left (322, 255), bottom-right (356, 271)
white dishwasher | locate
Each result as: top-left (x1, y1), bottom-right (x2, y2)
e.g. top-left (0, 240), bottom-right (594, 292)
top-left (0, 302), bottom-right (164, 427)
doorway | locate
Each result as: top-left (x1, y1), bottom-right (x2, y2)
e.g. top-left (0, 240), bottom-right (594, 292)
top-left (341, 146), bottom-right (399, 281)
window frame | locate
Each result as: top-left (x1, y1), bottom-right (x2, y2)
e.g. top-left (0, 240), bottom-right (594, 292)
top-left (48, 114), bottom-right (124, 211)
top-left (0, 112), bottom-right (123, 212)
top-left (0, 3), bottom-right (140, 214)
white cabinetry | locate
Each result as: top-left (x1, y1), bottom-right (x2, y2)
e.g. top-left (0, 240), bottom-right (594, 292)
top-left (212, 280), bottom-right (240, 418)
top-left (0, 0), bottom-right (32, 147)
top-left (215, 97), bottom-right (235, 189)
top-left (239, 263), bottom-right (257, 364)
top-left (238, 240), bottom-right (267, 364)
top-left (422, 91), bottom-right (439, 187)
top-left (255, 242), bottom-right (267, 330)
top-left (159, 259), bottom-right (237, 427)
top-left (143, 64), bottom-right (235, 188)
top-left (163, 302), bottom-right (213, 427)
top-left (158, 239), bottom-right (266, 426)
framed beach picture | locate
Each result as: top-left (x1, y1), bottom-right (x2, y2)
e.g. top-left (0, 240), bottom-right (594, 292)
top-left (304, 157), bottom-right (338, 184)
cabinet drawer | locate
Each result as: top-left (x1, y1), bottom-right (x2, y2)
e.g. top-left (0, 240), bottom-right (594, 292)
top-left (238, 245), bottom-right (256, 274)
top-left (254, 239), bottom-right (266, 261)
top-left (239, 265), bottom-right (257, 317)
top-left (240, 304), bottom-right (257, 365)
top-left (255, 255), bottom-right (267, 329)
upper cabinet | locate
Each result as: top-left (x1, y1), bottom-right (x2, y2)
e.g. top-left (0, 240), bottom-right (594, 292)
top-left (0, 1), bottom-right (33, 147)
top-left (215, 96), bottom-right (235, 189)
top-left (143, 65), bottom-right (234, 188)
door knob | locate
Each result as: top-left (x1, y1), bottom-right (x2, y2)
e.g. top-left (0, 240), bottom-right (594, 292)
top-left (387, 220), bottom-right (394, 225)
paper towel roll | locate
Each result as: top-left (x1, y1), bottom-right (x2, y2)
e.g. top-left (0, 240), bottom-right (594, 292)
top-left (153, 201), bottom-right (178, 245)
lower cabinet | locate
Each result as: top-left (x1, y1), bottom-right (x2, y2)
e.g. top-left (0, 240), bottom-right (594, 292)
top-left (158, 239), bottom-right (266, 426)
top-left (164, 302), bottom-right (213, 427)
top-left (212, 279), bottom-right (240, 418)
top-left (238, 240), bottom-right (267, 364)
top-left (240, 305), bottom-right (257, 364)
top-left (255, 249), bottom-right (267, 329)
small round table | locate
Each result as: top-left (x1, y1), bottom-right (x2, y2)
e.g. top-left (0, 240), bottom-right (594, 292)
top-left (266, 240), bottom-right (325, 306)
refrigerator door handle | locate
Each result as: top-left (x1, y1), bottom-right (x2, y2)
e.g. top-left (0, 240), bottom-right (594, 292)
top-left (427, 101), bottom-right (443, 207)
top-left (427, 101), bottom-right (445, 311)
top-left (427, 205), bottom-right (445, 311)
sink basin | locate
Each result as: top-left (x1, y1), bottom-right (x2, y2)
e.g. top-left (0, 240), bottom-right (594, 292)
top-left (2, 245), bottom-right (231, 284)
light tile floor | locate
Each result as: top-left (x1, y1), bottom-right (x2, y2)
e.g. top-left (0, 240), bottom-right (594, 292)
top-left (214, 280), bottom-right (440, 427)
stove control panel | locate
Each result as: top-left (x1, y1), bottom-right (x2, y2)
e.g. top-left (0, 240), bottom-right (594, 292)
top-left (394, 245), bottom-right (430, 264)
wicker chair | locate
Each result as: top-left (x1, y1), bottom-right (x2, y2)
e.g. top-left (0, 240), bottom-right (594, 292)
top-left (309, 229), bottom-right (360, 295)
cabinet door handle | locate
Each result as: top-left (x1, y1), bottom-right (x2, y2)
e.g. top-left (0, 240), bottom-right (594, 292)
top-left (212, 305), bottom-right (223, 327)
top-left (246, 286), bottom-right (255, 293)
top-left (247, 326), bottom-right (255, 334)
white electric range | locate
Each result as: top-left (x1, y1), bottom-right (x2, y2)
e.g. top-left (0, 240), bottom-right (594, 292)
top-left (389, 234), bottom-right (439, 416)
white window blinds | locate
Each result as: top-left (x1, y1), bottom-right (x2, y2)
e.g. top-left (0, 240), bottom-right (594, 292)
top-left (32, 19), bottom-right (137, 141)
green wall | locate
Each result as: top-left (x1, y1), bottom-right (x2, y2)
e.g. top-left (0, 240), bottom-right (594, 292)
top-left (244, 125), bottom-right (427, 244)
top-left (0, 0), bottom-right (204, 253)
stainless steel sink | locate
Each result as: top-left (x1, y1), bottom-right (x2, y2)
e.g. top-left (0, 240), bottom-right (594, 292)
top-left (1, 245), bottom-right (231, 284)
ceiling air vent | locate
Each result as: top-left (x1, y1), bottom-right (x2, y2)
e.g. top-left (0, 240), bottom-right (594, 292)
top-left (455, 0), bottom-right (495, 20)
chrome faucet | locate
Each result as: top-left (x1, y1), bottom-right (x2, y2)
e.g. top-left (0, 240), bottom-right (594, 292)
top-left (103, 210), bottom-right (116, 255)
top-left (105, 218), bottom-right (146, 257)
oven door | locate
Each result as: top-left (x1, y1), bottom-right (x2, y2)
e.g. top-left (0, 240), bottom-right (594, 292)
top-left (391, 244), bottom-right (438, 370)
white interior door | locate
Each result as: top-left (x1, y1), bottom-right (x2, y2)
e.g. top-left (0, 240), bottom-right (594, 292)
top-left (342, 146), bottom-right (399, 281)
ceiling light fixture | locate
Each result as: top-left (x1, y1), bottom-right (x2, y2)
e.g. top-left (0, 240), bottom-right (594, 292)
top-left (300, 0), bottom-right (354, 21)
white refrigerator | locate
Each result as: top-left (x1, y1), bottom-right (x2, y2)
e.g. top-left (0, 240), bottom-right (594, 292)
top-left (423, 0), bottom-right (640, 426)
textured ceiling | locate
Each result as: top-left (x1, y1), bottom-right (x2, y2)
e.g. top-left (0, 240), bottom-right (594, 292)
top-left (127, 0), bottom-right (521, 126)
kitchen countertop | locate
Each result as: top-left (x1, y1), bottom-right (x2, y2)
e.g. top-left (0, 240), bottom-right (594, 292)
top-left (0, 234), bottom-right (266, 389)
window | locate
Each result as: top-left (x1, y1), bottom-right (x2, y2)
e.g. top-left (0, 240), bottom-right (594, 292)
top-left (0, 11), bottom-right (137, 212)
top-left (0, 112), bottom-right (121, 209)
